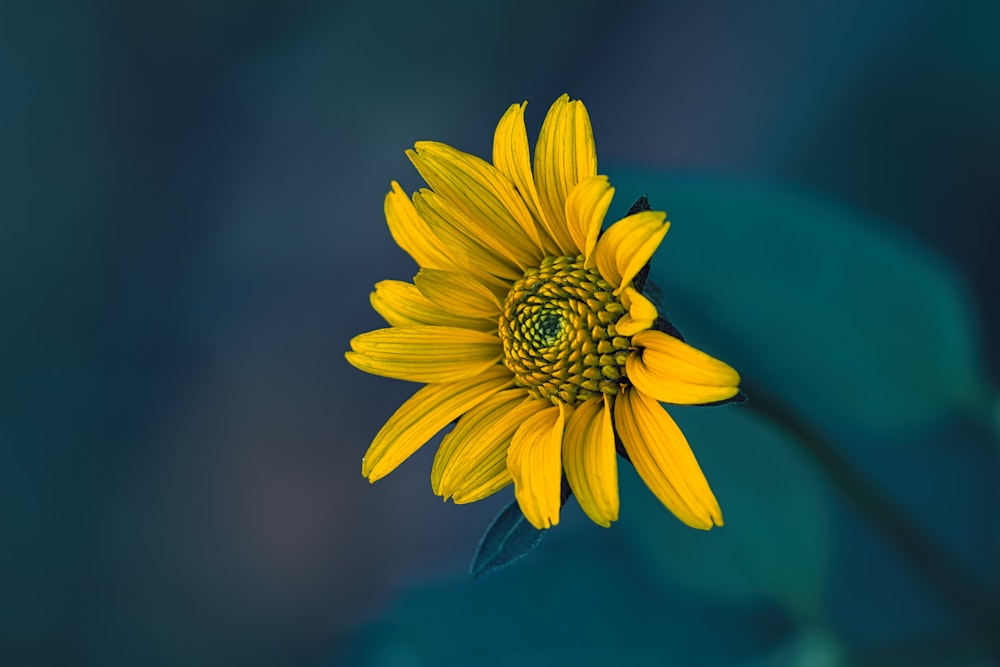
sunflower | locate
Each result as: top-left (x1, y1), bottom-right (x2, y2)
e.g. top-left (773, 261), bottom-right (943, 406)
top-left (346, 95), bottom-right (742, 530)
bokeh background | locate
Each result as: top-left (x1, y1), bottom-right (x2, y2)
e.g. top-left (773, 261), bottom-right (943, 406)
top-left (3, 1), bottom-right (999, 665)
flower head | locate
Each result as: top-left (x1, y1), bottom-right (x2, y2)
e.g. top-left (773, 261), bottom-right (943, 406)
top-left (346, 95), bottom-right (742, 530)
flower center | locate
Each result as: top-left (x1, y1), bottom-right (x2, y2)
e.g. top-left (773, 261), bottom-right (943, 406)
top-left (498, 255), bottom-right (631, 405)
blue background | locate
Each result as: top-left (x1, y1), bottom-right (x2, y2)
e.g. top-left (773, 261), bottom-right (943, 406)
top-left (3, 1), bottom-right (998, 665)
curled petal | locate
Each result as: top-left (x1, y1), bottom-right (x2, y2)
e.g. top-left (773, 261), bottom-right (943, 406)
top-left (594, 210), bottom-right (669, 293)
top-left (566, 175), bottom-right (614, 263)
top-left (508, 403), bottom-right (567, 529)
top-left (615, 286), bottom-right (658, 336)
top-left (627, 330), bottom-right (741, 404)
top-left (562, 395), bottom-right (618, 527)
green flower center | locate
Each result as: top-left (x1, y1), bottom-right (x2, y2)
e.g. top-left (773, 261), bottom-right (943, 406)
top-left (498, 255), bottom-right (631, 405)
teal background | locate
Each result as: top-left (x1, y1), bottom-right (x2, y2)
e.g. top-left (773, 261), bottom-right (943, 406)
top-left (3, 1), bottom-right (998, 665)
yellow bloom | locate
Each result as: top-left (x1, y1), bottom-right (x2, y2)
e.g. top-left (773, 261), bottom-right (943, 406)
top-left (346, 95), bottom-right (742, 530)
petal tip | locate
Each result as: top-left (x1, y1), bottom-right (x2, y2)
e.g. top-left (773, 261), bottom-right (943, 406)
top-left (361, 458), bottom-right (379, 482)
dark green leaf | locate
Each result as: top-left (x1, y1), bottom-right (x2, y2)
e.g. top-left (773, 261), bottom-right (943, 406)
top-left (468, 499), bottom-right (546, 578)
top-left (611, 171), bottom-right (991, 436)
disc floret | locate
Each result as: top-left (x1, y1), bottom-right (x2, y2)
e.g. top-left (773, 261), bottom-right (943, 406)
top-left (498, 255), bottom-right (632, 405)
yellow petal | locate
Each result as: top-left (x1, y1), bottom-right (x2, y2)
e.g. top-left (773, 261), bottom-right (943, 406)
top-left (347, 326), bottom-right (501, 383)
top-left (533, 94), bottom-right (597, 254)
top-left (384, 181), bottom-right (455, 270)
top-left (562, 395), bottom-right (619, 527)
top-left (565, 175), bottom-right (614, 262)
top-left (361, 366), bottom-right (512, 481)
top-left (507, 403), bottom-right (567, 529)
top-left (408, 142), bottom-right (543, 267)
top-left (593, 210), bottom-right (669, 293)
top-left (412, 189), bottom-right (523, 283)
top-left (413, 269), bottom-right (501, 319)
top-left (627, 330), bottom-right (741, 404)
top-left (614, 388), bottom-right (723, 529)
top-left (370, 280), bottom-right (495, 332)
top-left (432, 389), bottom-right (543, 502)
top-left (492, 101), bottom-right (560, 255)
top-left (615, 286), bottom-right (658, 336)
top-left (450, 472), bottom-right (511, 504)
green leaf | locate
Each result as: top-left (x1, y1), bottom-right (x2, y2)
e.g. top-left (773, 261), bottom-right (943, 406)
top-left (610, 171), bottom-right (991, 436)
top-left (344, 525), bottom-right (814, 667)
top-left (618, 405), bottom-right (831, 619)
top-left (468, 498), bottom-right (546, 578)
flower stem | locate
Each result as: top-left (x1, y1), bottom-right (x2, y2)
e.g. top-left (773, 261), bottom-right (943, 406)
top-left (743, 384), bottom-right (1000, 658)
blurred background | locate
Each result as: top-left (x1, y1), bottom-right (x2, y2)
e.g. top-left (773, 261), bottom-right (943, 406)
top-left (3, 1), bottom-right (998, 665)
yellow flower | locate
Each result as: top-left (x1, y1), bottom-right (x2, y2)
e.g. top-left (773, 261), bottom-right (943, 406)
top-left (346, 95), bottom-right (742, 530)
